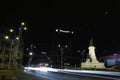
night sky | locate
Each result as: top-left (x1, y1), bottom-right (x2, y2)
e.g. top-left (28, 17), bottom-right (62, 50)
top-left (1, 1), bottom-right (120, 57)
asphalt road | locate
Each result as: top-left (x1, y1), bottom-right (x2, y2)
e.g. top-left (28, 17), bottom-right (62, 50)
top-left (12, 70), bottom-right (112, 80)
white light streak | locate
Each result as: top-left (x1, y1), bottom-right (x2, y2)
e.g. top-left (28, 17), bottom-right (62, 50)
top-left (59, 29), bottom-right (70, 33)
top-left (24, 67), bottom-right (59, 72)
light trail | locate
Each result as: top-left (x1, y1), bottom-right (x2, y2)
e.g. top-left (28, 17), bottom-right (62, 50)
top-left (24, 67), bottom-right (59, 72)
top-left (62, 69), bottom-right (120, 77)
top-left (59, 29), bottom-right (70, 33)
top-left (24, 67), bottom-right (120, 80)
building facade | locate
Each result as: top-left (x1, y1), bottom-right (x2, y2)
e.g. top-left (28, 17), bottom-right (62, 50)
top-left (102, 54), bottom-right (120, 67)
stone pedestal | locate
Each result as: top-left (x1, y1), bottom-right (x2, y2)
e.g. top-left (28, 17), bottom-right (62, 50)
top-left (81, 39), bottom-right (105, 69)
top-left (81, 60), bottom-right (105, 68)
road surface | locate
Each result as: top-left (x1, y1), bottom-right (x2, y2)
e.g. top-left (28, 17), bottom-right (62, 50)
top-left (12, 70), bottom-right (115, 80)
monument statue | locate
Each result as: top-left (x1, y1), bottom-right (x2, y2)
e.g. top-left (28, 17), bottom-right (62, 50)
top-left (81, 38), bottom-right (105, 69)
top-left (89, 38), bottom-right (94, 46)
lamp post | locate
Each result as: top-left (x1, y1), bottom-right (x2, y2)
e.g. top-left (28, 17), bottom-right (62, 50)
top-left (4, 35), bottom-right (11, 69)
top-left (56, 28), bottom-right (73, 69)
top-left (29, 52), bottom-right (33, 66)
top-left (58, 44), bottom-right (68, 69)
top-left (13, 22), bottom-right (27, 69)
top-left (4, 29), bottom-right (18, 69)
top-left (28, 44), bottom-right (34, 66)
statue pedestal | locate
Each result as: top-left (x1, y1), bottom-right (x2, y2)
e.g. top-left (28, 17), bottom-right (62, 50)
top-left (81, 59), bottom-right (105, 69)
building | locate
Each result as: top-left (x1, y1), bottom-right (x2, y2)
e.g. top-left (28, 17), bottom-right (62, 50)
top-left (102, 54), bottom-right (120, 67)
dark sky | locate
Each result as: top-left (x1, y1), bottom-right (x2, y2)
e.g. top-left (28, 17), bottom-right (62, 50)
top-left (1, 1), bottom-right (120, 57)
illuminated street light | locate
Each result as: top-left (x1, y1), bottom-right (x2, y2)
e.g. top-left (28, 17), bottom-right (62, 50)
top-left (58, 44), bottom-right (61, 47)
top-left (15, 37), bottom-right (19, 40)
top-left (21, 22), bottom-right (27, 31)
top-left (58, 44), bottom-right (68, 69)
top-left (71, 31), bottom-right (74, 34)
top-left (4, 35), bottom-right (9, 39)
top-left (9, 29), bottom-right (14, 33)
top-left (55, 28), bottom-right (73, 68)
top-left (4, 34), bottom-right (20, 69)
top-left (29, 52), bottom-right (33, 66)
top-left (24, 27), bottom-right (27, 30)
top-left (4, 35), bottom-right (12, 69)
top-left (21, 22), bottom-right (25, 26)
top-left (12, 22), bottom-right (27, 69)
top-left (56, 29), bottom-right (58, 32)
top-left (65, 45), bottom-right (68, 48)
top-left (29, 52), bottom-right (33, 56)
top-left (4, 35), bottom-right (15, 69)
top-left (3, 22), bottom-right (28, 69)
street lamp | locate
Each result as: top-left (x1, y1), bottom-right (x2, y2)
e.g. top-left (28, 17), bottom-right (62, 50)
top-left (29, 52), bottom-right (33, 66)
top-left (16, 37), bottom-right (19, 40)
top-left (56, 28), bottom-right (73, 69)
top-left (6, 28), bottom-right (17, 69)
top-left (4, 35), bottom-right (12, 69)
top-left (12, 22), bottom-right (27, 69)
top-left (4, 35), bottom-right (9, 40)
top-left (2, 22), bottom-right (27, 69)
top-left (4, 34), bottom-right (18, 69)
top-left (28, 44), bottom-right (34, 66)
top-left (29, 52), bottom-right (33, 56)
top-left (4, 29), bottom-right (14, 69)
top-left (58, 44), bottom-right (68, 69)
top-left (21, 22), bottom-right (25, 26)
top-left (9, 29), bottom-right (14, 33)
